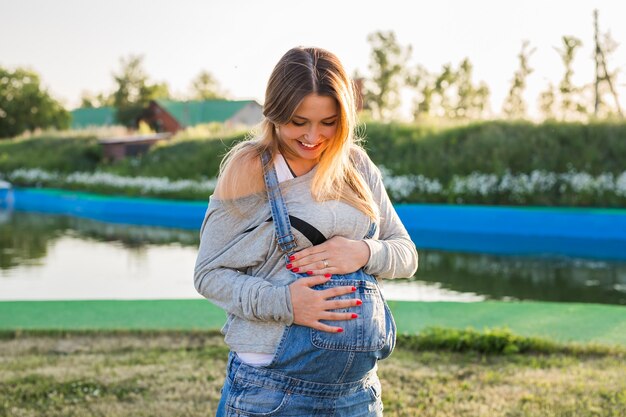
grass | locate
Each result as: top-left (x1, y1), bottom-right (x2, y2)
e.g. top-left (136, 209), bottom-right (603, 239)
top-left (4, 300), bottom-right (626, 346)
top-left (1, 329), bottom-right (624, 417)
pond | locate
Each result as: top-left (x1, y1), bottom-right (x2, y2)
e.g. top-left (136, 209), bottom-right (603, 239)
top-left (1, 210), bottom-right (625, 305)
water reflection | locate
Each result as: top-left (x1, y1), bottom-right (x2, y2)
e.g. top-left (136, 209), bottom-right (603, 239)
top-left (0, 210), bottom-right (60, 269)
top-left (1, 211), bottom-right (625, 304)
top-left (0, 210), bottom-right (198, 271)
top-left (415, 251), bottom-right (626, 305)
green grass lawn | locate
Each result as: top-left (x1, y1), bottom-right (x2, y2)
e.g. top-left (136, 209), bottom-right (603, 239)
top-left (2, 300), bottom-right (625, 346)
top-left (2, 300), bottom-right (625, 415)
top-left (1, 330), bottom-right (625, 417)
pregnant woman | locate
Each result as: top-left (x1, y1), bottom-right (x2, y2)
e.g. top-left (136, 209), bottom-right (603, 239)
top-left (194, 46), bottom-right (418, 416)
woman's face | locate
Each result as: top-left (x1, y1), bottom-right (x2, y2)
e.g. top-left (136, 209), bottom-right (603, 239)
top-left (277, 93), bottom-right (339, 171)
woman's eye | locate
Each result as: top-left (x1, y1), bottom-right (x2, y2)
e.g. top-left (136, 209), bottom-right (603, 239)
top-left (322, 121), bottom-right (337, 126)
top-left (291, 121), bottom-right (306, 127)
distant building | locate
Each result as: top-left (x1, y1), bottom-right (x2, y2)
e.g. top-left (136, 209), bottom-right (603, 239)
top-left (98, 133), bottom-right (172, 162)
top-left (141, 99), bottom-right (263, 133)
top-left (70, 99), bottom-right (264, 133)
top-left (70, 106), bottom-right (116, 129)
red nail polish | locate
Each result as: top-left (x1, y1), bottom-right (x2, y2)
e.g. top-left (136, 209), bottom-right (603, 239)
top-left (286, 263), bottom-right (292, 269)
top-left (306, 271), bottom-right (313, 275)
top-left (356, 300), bottom-right (362, 306)
top-left (324, 274), bottom-right (331, 278)
top-left (351, 313), bottom-right (358, 319)
top-left (337, 328), bottom-right (344, 333)
top-left (289, 255), bottom-right (296, 261)
top-left (292, 267), bottom-right (299, 273)
top-left (351, 286), bottom-right (357, 292)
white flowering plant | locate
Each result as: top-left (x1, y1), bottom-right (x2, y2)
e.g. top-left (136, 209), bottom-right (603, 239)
top-left (4, 168), bottom-right (216, 200)
top-left (379, 166), bottom-right (626, 206)
top-left (4, 166), bottom-right (626, 206)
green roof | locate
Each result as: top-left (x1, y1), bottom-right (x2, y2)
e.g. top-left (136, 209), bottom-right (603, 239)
top-left (70, 107), bottom-right (116, 129)
top-left (155, 99), bottom-right (257, 126)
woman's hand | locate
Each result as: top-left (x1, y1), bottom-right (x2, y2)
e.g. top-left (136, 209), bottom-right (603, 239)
top-left (287, 236), bottom-right (370, 276)
top-left (289, 275), bottom-right (362, 333)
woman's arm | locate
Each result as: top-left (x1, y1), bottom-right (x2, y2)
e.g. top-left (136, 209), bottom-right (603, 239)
top-left (194, 151), bottom-right (296, 322)
top-left (194, 153), bottom-right (360, 332)
top-left (361, 156), bottom-right (419, 279)
top-left (194, 203), bottom-right (295, 323)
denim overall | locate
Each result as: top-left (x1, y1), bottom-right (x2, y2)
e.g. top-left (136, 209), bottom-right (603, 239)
top-left (215, 152), bottom-right (397, 417)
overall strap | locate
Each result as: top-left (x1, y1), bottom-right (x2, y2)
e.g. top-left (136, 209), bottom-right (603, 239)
top-left (261, 150), bottom-right (297, 253)
top-left (364, 221), bottom-right (377, 239)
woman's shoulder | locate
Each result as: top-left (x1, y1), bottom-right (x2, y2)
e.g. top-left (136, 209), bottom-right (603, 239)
top-left (213, 148), bottom-right (266, 200)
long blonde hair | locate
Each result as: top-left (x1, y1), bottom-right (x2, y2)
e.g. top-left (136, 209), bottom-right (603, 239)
top-left (219, 47), bottom-right (378, 220)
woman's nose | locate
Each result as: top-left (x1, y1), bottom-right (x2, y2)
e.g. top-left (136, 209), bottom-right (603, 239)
top-left (306, 125), bottom-right (320, 142)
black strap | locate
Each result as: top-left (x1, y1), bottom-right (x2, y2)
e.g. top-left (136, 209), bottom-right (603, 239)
top-left (243, 215), bottom-right (327, 246)
top-left (289, 216), bottom-right (326, 246)
top-left (283, 157), bottom-right (298, 179)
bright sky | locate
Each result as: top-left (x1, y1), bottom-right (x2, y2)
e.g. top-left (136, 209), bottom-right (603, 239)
top-left (1, 0), bottom-right (625, 119)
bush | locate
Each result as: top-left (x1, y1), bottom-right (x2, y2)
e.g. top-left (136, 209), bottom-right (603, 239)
top-left (0, 134), bottom-right (102, 173)
top-left (396, 326), bottom-right (620, 356)
top-left (104, 132), bottom-right (245, 180)
top-left (362, 120), bottom-right (626, 182)
top-left (2, 120), bottom-right (626, 207)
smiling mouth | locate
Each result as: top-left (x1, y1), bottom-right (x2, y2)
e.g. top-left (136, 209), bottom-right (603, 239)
top-left (298, 141), bottom-right (322, 150)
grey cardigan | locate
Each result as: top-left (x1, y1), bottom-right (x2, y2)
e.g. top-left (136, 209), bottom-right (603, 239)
top-left (194, 149), bottom-right (418, 354)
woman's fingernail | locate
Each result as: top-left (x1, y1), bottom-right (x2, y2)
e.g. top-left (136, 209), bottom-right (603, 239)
top-left (324, 274), bottom-right (331, 278)
top-left (351, 313), bottom-right (358, 319)
top-left (351, 286), bottom-right (357, 292)
top-left (306, 271), bottom-right (313, 275)
top-left (292, 267), bottom-right (299, 273)
top-left (337, 328), bottom-right (344, 333)
top-left (289, 255), bottom-right (296, 261)
top-left (286, 263), bottom-right (292, 269)
top-left (356, 300), bottom-right (362, 306)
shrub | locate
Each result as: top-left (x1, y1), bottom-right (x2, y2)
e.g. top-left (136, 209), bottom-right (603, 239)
top-left (396, 326), bottom-right (619, 356)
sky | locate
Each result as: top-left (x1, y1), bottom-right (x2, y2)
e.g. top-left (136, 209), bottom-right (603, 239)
top-left (1, 0), bottom-right (625, 119)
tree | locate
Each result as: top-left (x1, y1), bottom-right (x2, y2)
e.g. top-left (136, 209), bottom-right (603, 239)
top-left (593, 9), bottom-right (623, 119)
top-left (502, 41), bottom-right (536, 119)
top-left (454, 58), bottom-right (490, 119)
top-left (189, 70), bottom-right (227, 100)
top-left (79, 91), bottom-right (113, 108)
top-left (555, 36), bottom-right (586, 120)
top-left (406, 64), bottom-right (435, 120)
top-left (432, 63), bottom-right (457, 118)
top-left (407, 58), bottom-right (489, 120)
top-left (0, 66), bottom-right (70, 138)
top-left (364, 30), bottom-right (411, 121)
top-left (112, 55), bottom-right (149, 108)
top-left (431, 59), bottom-right (490, 119)
top-left (407, 62), bottom-right (455, 120)
top-left (538, 83), bottom-right (556, 120)
top-left (111, 55), bottom-right (170, 127)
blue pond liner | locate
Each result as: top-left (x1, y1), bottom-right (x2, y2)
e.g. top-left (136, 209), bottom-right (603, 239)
top-left (395, 205), bottom-right (626, 260)
top-left (6, 187), bottom-right (626, 261)
top-left (8, 188), bottom-right (207, 230)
